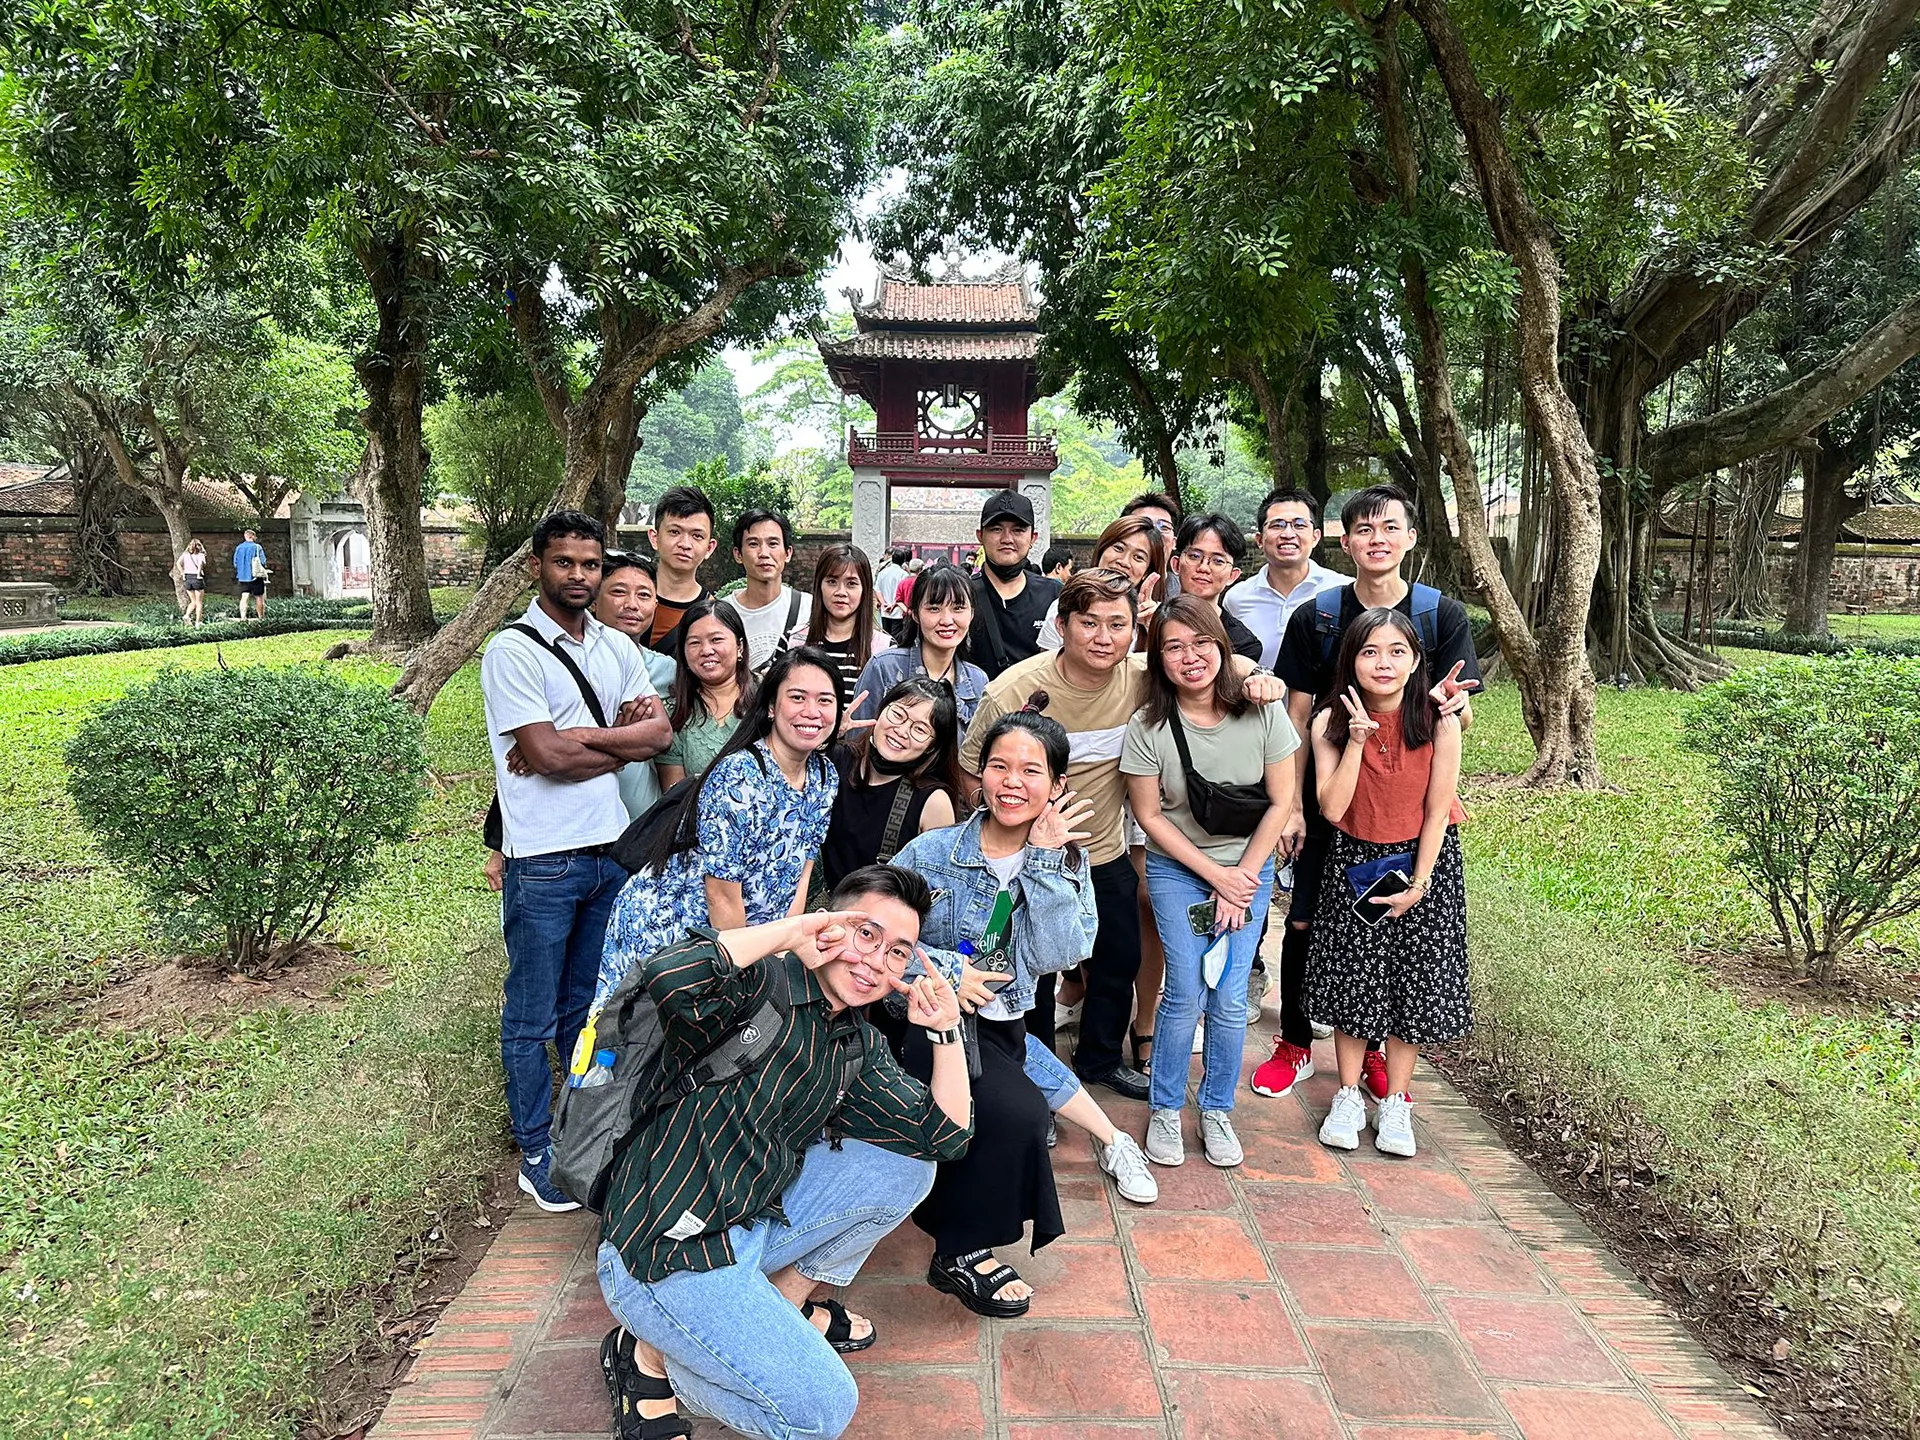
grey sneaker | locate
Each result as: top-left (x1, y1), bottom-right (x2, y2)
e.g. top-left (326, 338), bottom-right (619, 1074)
top-left (1310, 1020), bottom-right (1334, 1039)
top-left (1374, 1092), bottom-right (1417, 1157)
top-left (1199, 1109), bottom-right (1243, 1167)
top-left (1099, 1131), bottom-right (1160, 1204)
top-left (1317, 1085), bottom-right (1367, 1151)
top-left (1245, 961), bottom-right (1270, 1017)
top-left (1144, 1107), bottom-right (1185, 1166)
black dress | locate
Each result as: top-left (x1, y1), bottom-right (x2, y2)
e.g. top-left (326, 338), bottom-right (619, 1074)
top-left (819, 748), bottom-right (936, 891)
top-left (898, 1016), bottom-right (1063, 1257)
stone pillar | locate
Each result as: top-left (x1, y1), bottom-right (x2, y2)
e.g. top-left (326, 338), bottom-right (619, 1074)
top-left (288, 496), bottom-right (326, 597)
top-left (1018, 472), bottom-right (1054, 552)
top-left (852, 467), bottom-right (888, 563)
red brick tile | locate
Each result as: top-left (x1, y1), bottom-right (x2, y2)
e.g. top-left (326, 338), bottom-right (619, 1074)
top-left (860, 1221), bottom-right (935, 1279)
top-left (1401, 1225), bottom-right (1550, 1295)
top-left (1238, 1131), bottom-right (1347, 1183)
top-left (491, 1342), bottom-right (611, 1435)
top-left (999, 1327), bottom-right (1162, 1418)
top-left (839, 1279), bottom-right (984, 1365)
top-left (1444, 1296), bottom-right (1624, 1385)
top-left (1307, 1323), bottom-right (1499, 1423)
top-left (1055, 1172), bottom-right (1119, 1236)
top-left (1270, 1246), bottom-right (1433, 1321)
top-left (1020, 1239), bottom-right (1138, 1319)
top-left (1498, 1386), bottom-right (1681, 1438)
top-left (1358, 1166), bottom-right (1490, 1221)
top-left (1167, 1370), bottom-right (1343, 1439)
top-left (841, 1368), bottom-right (985, 1439)
top-left (1139, 1155), bottom-right (1239, 1209)
top-left (1127, 1213), bottom-right (1269, 1282)
top-left (1353, 1430), bottom-right (1506, 1440)
top-left (1142, 1282), bottom-right (1309, 1369)
top-left (1007, 1425), bottom-right (1165, 1439)
top-left (542, 1272), bottom-right (613, 1343)
top-left (1245, 1182), bottom-right (1388, 1248)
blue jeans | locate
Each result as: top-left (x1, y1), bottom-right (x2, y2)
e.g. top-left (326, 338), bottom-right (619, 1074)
top-left (1145, 852), bottom-right (1275, 1113)
top-left (500, 848), bottom-right (625, 1156)
top-left (1023, 1031), bottom-right (1082, 1111)
top-left (596, 1139), bottom-right (936, 1439)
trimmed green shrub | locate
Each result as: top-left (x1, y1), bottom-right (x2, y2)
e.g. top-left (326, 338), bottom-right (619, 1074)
top-left (1683, 653), bottom-right (1920, 978)
top-left (126, 601), bottom-right (184, 628)
top-left (65, 665), bottom-right (429, 972)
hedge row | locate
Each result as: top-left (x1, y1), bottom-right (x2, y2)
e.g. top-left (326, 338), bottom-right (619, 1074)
top-left (0, 617), bottom-right (364, 666)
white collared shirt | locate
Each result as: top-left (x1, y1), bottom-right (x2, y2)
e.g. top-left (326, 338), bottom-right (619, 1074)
top-left (481, 599), bottom-right (653, 858)
top-left (1224, 560), bottom-right (1346, 669)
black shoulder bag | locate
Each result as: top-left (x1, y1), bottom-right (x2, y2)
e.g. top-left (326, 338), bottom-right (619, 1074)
top-left (483, 624), bottom-right (615, 853)
top-left (1168, 708), bottom-right (1271, 838)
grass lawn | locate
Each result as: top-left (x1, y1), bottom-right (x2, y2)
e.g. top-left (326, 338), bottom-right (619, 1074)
top-left (1459, 672), bottom-right (1920, 1413)
top-left (1, 632), bottom-right (507, 1440)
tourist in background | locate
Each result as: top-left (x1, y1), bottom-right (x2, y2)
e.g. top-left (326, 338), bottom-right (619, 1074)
top-left (1308, 609), bottom-right (1469, 1159)
top-left (723, 509), bottom-right (811, 672)
top-left (788, 543), bottom-right (880, 703)
top-left (645, 485), bottom-right (717, 657)
top-left (852, 562), bottom-right (989, 734)
top-left (656, 599), bottom-right (750, 788)
top-left (1041, 544), bottom-right (1075, 583)
top-left (894, 556), bottom-right (924, 617)
top-left (875, 545), bottom-right (912, 643)
top-left (177, 539), bottom-right (207, 626)
top-left (233, 528), bottom-right (268, 620)
top-left (966, 492), bottom-right (1060, 679)
top-left (1123, 596), bottom-right (1297, 1169)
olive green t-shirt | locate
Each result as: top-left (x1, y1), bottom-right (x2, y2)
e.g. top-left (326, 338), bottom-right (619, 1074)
top-left (662, 708), bottom-right (740, 778)
top-left (1120, 703), bottom-right (1299, 865)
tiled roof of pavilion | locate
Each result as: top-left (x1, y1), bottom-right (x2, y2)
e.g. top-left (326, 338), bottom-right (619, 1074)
top-left (817, 329), bottom-right (1042, 363)
top-left (1843, 504), bottom-right (1920, 542)
top-left (849, 262), bottom-right (1039, 328)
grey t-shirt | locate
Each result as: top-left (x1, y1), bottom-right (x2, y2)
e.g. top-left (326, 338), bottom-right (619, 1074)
top-left (1120, 703), bottom-right (1299, 865)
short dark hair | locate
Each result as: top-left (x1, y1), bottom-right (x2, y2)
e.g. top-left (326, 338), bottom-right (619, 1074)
top-left (1256, 488), bottom-right (1322, 532)
top-left (603, 552), bottom-right (656, 581)
top-left (1041, 544), bottom-right (1075, 573)
top-left (1057, 567), bottom-right (1138, 622)
top-left (1340, 484), bottom-right (1417, 532)
top-left (827, 863), bottom-right (933, 920)
top-left (532, 509), bottom-right (605, 555)
top-left (731, 507), bottom-right (792, 552)
top-left (1174, 512), bottom-right (1246, 565)
top-left (654, 486), bottom-right (715, 527)
top-left (1121, 491), bottom-right (1182, 523)
top-left (890, 546), bottom-right (912, 565)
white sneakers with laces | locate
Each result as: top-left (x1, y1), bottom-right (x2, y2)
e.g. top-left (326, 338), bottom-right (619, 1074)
top-left (1199, 1110), bottom-right (1243, 1167)
top-left (1374, 1092), bottom-right (1417, 1157)
top-left (1317, 1085), bottom-right (1368, 1151)
top-left (1144, 1108), bottom-right (1185, 1167)
top-left (1100, 1130), bottom-right (1160, 1204)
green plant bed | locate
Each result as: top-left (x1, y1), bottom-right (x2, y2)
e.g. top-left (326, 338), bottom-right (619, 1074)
top-left (0, 633), bottom-right (508, 1439)
top-left (1461, 683), bottom-right (1920, 1413)
top-left (1, 608), bottom-right (462, 667)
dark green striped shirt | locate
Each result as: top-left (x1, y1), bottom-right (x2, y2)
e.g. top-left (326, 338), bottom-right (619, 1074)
top-left (601, 931), bottom-right (973, 1284)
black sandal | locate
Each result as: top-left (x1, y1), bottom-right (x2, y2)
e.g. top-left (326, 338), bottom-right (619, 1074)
top-left (600, 1327), bottom-right (692, 1440)
top-left (803, 1296), bottom-right (876, 1353)
top-left (1130, 1029), bottom-right (1155, 1069)
top-left (928, 1249), bottom-right (1032, 1318)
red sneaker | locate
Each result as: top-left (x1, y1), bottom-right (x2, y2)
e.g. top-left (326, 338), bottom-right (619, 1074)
top-left (1360, 1049), bottom-right (1391, 1102)
top-left (1251, 1039), bottom-right (1315, 1098)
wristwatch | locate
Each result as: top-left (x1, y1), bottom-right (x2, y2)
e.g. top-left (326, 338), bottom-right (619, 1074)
top-left (925, 1025), bottom-right (962, 1046)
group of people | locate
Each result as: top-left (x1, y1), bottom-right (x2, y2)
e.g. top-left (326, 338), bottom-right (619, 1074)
top-left (173, 528), bottom-right (271, 625)
top-left (478, 477), bottom-right (1480, 1440)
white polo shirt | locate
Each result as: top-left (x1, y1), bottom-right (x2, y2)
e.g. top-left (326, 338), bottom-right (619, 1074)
top-left (1224, 560), bottom-right (1346, 670)
top-left (481, 599), bottom-right (653, 858)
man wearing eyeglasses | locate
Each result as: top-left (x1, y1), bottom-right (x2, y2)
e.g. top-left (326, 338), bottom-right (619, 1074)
top-left (1224, 489), bottom-right (1346, 670)
top-left (596, 864), bottom-right (971, 1440)
top-left (1170, 512), bottom-right (1266, 664)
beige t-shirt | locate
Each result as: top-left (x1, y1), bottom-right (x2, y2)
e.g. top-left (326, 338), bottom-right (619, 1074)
top-left (961, 651), bottom-right (1148, 866)
top-left (1121, 703), bottom-right (1299, 865)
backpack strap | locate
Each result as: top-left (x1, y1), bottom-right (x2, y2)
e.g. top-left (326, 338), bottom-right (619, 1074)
top-left (505, 623), bottom-right (611, 728)
top-left (1409, 583), bottom-right (1442, 651)
top-left (1313, 586), bottom-right (1345, 666)
top-left (675, 956), bottom-right (794, 1094)
top-left (875, 779), bottom-right (918, 863)
top-left (784, 587), bottom-right (803, 634)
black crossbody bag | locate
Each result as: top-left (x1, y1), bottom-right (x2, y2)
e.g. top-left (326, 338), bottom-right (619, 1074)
top-left (483, 624), bottom-right (616, 854)
top-left (1168, 708), bottom-right (1270, 838)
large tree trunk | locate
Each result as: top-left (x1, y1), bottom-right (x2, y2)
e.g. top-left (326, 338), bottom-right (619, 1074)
top-left (1725, 452), bottom-right (1791, 619)
top-left (1235, 356), bottom-right (1295, 487)
top-left (1783, 426), bottom-right (1870, 635)
top-left (593, 389), bottom-right (642, 535)
top-left (352, 229), bottom-right (441, 653)
top-left (1116, 353), bottom-right (1183, 494)
top-left (69, 449), bottom-right (131, 595)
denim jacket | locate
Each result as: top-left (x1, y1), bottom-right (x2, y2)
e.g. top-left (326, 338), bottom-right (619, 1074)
top-left (891, 811), bottom-right (1099, 1018)
top-left (850, 646), bottom-right (991, 734)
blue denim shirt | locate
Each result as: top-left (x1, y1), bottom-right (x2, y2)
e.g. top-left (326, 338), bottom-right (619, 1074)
top-left (850, 646), bottom-right (990, 736)
top-left (891, 811), bottom-right (1098, 1018)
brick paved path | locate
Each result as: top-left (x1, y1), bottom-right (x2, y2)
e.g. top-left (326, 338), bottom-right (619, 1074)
top-left (370, 1033), bottom-right (1781, 1440)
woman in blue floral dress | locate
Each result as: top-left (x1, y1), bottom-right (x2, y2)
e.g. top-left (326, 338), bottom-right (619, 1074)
top-left (595, 647), bottom-right (844, 1006)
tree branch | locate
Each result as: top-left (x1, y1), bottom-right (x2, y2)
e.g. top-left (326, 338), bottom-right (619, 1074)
top-left (743, 0), bottom-right (801, 128)
top-left (508, 282), bottom-right (575, 435)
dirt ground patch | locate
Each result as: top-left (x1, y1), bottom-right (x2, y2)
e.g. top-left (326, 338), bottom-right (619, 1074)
top-left (88, 943), bottom-right (380, 1031)
top-left (1686, 940), bottom-right (1920, 1021)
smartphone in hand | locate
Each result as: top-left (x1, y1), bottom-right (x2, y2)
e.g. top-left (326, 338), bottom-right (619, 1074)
top-left (1352, 870), bottom-right (1411, 927)
top-left (1187, 898), bottom-right (1218, 938)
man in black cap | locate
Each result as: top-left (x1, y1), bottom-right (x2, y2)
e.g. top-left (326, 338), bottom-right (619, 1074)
top-left (966, 490), bottom-right (1062, 680)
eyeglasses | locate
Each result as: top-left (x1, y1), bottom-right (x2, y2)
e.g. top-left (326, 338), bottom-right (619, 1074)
top-left (844, 920), bottom-right (916, 973)
top-left (1179, 548), bottom-right (1237, 572)
top-left (1160, 638), bottom-right (1220, 660)
top-left (878, 703), bottom-right (935, 746)
top-left (1262, 518), bottom-right (1315, 533)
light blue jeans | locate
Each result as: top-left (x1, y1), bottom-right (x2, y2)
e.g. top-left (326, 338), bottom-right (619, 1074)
top-left (1145, 851), bottom-right (1276, 1113)
top-left (1023, 1031), bottom-right (1081, 1110)
top-left (595, 1139), bottom-right (935, 1439)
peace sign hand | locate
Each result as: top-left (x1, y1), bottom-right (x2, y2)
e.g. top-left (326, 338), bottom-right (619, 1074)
top-left (891, 958), bottom-right (962, 1032)
top-left (1429, 660), bottom-right (1480, 718)
top-left (1030, 789), bottom-right (1096, 850)
top-left (1340, 687), bottom-right (1380, 745)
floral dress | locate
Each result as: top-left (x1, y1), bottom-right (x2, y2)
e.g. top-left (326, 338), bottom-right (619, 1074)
top-left (595, 741), bottom-right (835, 1007)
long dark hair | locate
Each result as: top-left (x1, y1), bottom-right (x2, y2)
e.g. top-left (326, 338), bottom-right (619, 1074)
top-left (802, 542), bottom-right (876, 669)
top-left (668, 598), bottom-right (750, 734)
top-left (898, 562), bottom-right (974, 662)
top-left (1314, 607), bottom-right (1436, 750)
top-left (844, 676), bottom-right (965, 799)
top-left (1141, 594), bottom-right (1251, 727)
top-left (637, 647), bottom-right (846, 875)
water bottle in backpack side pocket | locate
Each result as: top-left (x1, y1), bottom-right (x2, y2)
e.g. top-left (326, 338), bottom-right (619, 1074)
top-left (572, 1048), bottom-right (616, 1089)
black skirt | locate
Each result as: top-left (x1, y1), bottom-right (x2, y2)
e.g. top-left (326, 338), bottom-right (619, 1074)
top-left (898, 1015), bottom-right (1063, 1257)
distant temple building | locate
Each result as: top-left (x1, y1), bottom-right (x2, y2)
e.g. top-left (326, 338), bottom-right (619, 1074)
top-left (820, 262), bottom-right (1059, 561)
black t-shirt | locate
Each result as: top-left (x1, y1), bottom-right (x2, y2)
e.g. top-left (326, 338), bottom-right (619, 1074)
top-left (1221, 607), bottom-right (1265, 665)
top-left (821, 745), bottom-right (935, 890)
top-left (1274, 582), bottom-right (1482, 705)
top-left (967, 571), bottom-right (1062, 679)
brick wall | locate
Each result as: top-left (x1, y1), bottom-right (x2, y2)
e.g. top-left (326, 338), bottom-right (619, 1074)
top-left (1656, 539), bottom-right (1920, 614)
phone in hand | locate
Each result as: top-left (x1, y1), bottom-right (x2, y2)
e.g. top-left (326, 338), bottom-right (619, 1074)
top-left (1352, 869), bottom-right (1411, 927)
top-left (1187, 898), bottom-right (1218, 938)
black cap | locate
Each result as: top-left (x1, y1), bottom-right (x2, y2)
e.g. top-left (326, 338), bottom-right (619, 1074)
top-left (979, 491), bottom-right (1035, 528)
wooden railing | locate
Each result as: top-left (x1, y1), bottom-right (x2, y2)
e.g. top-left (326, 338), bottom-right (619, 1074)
top-left (847, 431), bottom-right (1059, 470)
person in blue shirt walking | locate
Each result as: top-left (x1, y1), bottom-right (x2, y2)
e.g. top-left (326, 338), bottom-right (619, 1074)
top-left (233, 529), bottom-right (268, 619)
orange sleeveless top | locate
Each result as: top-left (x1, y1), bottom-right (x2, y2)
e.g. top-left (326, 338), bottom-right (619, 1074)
top-left (1337, 708), bottom-right (1467, 845)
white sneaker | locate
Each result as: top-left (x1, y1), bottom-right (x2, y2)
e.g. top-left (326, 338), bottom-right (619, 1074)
top-left (1191, 1018), bottom-right (1207, 1054)
top-left (1199, 1110), bottom-right (1243, 1167)
top-left (1055, 998), bottom-right (1084, 1031)
top-left (1310, 1020), bottom-right (1334, 1039)
top-left (1100, 1131), bottom-right (1160, 1203)
top-left (1374, 1092), bottom-right (1417, 1157)
top-left (1318, 1086), bottom-right (1367, 1151)
top-left (1144, 1108), bottom-right (1185, 1166)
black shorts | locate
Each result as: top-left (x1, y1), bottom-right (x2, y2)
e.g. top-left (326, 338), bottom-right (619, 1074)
top-left (183, 577), bottom-right (206, 592)
top-left (239, 579), bottom-right (266, 596)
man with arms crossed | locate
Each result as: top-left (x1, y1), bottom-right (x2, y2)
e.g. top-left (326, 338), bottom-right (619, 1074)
top-left (646, 486), bottom-right (718, 657)
top-left (481, 511), bottom-right (673, 1212)
top-left (597, 866), bottom-right (971, 1440)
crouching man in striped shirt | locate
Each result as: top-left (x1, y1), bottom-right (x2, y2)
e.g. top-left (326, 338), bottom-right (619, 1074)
top-left (596, 864), bottom-right (972, 1440)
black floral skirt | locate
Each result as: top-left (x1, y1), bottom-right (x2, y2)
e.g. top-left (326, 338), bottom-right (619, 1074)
top-left (1307, 827), bottom-right (1472, 1045)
